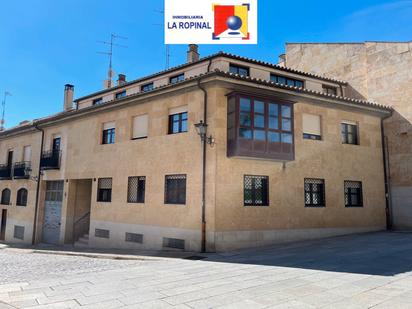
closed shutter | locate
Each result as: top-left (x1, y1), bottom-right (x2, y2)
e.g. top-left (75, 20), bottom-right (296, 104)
top-left (169, 105), bottom-right (187, 115)
top-left (103, 121), bottom-right (115, 130)
top-left (302, 114), bottom-right (321, 136)
top-left (23, 145), bottom-right (31, 162)
top-left (132, 115), bottom-right (148, 139)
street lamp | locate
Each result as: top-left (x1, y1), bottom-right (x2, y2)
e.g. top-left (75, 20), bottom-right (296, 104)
top-left (194, 120), bottom-right (214, 145)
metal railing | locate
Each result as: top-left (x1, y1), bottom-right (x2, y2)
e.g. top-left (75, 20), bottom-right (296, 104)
top-left (0, 164), bottom-right (12, 179)
top-left (40, 150), bottom-right (61, 170)
top-left (13, 161), bottom-right (31, 179)
top-left (73, 211), bottom-right (91, 243)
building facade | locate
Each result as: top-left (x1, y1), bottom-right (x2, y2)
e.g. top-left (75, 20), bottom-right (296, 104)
top-left (0, 47), bottom-right (391, 252)
top-left (283, 41), bottom-right (412, 229)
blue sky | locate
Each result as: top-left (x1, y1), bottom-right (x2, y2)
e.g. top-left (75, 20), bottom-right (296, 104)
top-left (0, 0), bottom-right (411, 128)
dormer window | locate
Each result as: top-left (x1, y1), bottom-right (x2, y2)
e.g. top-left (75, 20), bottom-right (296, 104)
top-left (170, 74), bottom-right (185, 84)
top-left (115, 91), bottom-right (126, 99)
top-left (270, 74), bottom-right (304, 88)
top-left (141, 82), bottom-right (154, 92)
top-left (229, 64), bottom-right (249, 76)
top-left (323, 85), bottom-right (337, 95)
top-left (93, 98), bottom-right (103, 105)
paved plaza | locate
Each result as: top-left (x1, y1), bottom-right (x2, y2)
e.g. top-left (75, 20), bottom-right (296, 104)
top-left (1, 232), bottom-right (412, 308)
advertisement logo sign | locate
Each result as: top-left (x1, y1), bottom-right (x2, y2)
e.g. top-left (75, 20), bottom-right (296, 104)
top-left (165, 0), bottom-right (257, 44)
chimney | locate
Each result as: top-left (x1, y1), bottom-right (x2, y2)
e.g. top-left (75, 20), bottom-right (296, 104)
top-left (278, 54), bottom-right (286, 67)
top-left (117, 74), bottom-right (126, 86)
top-left (63, 84), bottom-right (74, 111)
top-left (187, 44), bottom-right (200, 63)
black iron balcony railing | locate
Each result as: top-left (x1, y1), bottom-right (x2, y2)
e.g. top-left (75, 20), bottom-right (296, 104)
top-left (0, 164), bottom-right (12, 180)
top-left (40, 150), bottom-right (61, 170)
top-left (13, 161), bottom-right (31, 179)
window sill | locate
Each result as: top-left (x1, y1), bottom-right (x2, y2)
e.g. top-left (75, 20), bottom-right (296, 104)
top-left (131, 137), bottom-right (148, 140)
top-left (168, 131), bottom-right (188, 135)
top-left (244, 205), bottom-right (269, 207)
top-left (164, 203), bottom-right (186, 206)
top-left (96, 201), bottom-right (112, 203)
top-left (127, 202), bottom-right (145, 204)
top-left (342, 143), bottom-right (359, 146)
top-left (345, 205), bottom-right (363, 208)
top-left (305, 205), bottom-right (326, 208)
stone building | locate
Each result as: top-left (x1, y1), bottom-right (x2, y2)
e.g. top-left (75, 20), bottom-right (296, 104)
top-left (0, 46), bottom-right (391, 252)
top-left (283, 41), bottom-right (412, 229)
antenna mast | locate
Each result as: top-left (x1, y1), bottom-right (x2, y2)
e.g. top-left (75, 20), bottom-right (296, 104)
top-left (154, 8), bottom-right (170, 69)
top-left (0, 91), bottom-right (11, 131)
top-left (97, 34), bottom-right (128, 88)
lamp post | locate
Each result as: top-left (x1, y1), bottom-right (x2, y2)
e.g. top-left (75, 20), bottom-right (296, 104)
top-left (0, 91), bottom-right (11, 131)
top-left (194, 120), bottom-right (214, 145)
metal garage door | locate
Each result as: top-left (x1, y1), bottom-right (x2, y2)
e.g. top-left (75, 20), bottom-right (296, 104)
top-left (42, 181), bottom-right (64, 244)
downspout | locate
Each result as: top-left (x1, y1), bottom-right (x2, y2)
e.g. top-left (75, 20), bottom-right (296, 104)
top-left (197, 60), bottom-right (212, 253)
top-left (381, 115), bottom-right (392, 230)
top-left (32, 124), bottom-right (44, 245)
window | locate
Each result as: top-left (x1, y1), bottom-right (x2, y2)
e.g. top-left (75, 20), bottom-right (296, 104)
top-left (169, 74), bottom-right (185, 84)
top-left (97, 178), bottom-right (112, 202)
top-left (304, 178), bottom-right (325, 207)
top-left (45, 181), bottom-right (64, 202)
top-left (16, 188), bottom-right (28, 206)
top-left (271, 74), bottom-right (304, 88)
top-left (227, 94), bottom-right (294, 161)
top-left (13, 225), bottom-right (24, 240)
top-left (115, 91), bottom-right (126, 99)
top-left (102, 122), bottom-right (115, 144)
top-left (132, 114), bottom-right (148, 139)
top-left (344, 181), bottom-right (363, 207)
top-left (229, 64), bottom-right (249, 76)
top-left (93, 97), bottom-right (103, 105)
top-left (23, 145), bottom-right (31, 162)
top-left (1, 189), bottom-right (11, 205)
top-left (127, 176), bottom-right (146, 203)
top-left (302, 114), bottom-right (321, 140)
top-left (141, 82), bottom-right (154, 92)
top-left (341, 121), bottom-right (358, 145)
top-left (165, 174), bottom-right (186, 205)
top-left (168, 106), bottom-right (188, 134)
top-left (323, 85), bottom-right (337, 95)
top-left (244, 175), bottom-right (269, 206)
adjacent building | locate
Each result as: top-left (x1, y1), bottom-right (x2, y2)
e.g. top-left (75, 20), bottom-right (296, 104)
top-left (282, 41), bottom-right (412, 229)
top-left (0, 45), bottom-right (391, 252)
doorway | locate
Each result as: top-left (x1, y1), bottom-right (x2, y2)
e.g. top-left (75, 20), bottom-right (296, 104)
top-left (0, 209), bottom-right (7, 241)
top-left (42, 181), bottom-right (64, 244)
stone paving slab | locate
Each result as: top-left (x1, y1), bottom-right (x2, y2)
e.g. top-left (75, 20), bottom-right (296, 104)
top-left (1, 231), bottom-right (412, 308)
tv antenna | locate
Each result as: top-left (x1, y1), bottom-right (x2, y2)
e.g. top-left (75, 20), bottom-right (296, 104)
top-left (0, 91), bottom-right (11, 131)
top-left (154, 8), bottom-right (170, 69)
top-left (97, 34), bottom-right (128, 88)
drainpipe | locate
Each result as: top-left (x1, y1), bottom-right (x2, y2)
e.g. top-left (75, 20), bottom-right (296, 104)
top-left (32, 124), bottom-right (44, 245)
top-left (381, 115), bottom-right (393, 230)
top-left (197, 60), bottom-right (212, 253)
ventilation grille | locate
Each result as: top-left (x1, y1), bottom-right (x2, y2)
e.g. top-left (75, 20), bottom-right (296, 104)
top-left (95, 228), bottom-right (110, 239)
top-left (125, 232), bottom-right (143, 244)
top-left (13, 225), bottom-right (25, 240)
top-left (163, 237), bottom-right (185, 250)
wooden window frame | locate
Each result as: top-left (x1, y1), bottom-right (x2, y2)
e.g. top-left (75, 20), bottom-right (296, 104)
top-left (227, 93), bottom-right (295, 161)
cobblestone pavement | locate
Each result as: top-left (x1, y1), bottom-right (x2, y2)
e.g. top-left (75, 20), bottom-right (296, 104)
top-left (1, 232), bottom-right (412, 308)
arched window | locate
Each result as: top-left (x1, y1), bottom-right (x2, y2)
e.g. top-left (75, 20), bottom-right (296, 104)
top-left (1, 189), bottom-right (11, 205)
top-left (16, 188), bottom-right (28, 206)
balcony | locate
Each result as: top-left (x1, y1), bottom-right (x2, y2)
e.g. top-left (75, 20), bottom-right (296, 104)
top-left (13, 161), bottom-right (31, 179)
top-left (40, 150), bottom-right (61, 170)
top-left (0, 164), bottom-right (12, 180)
